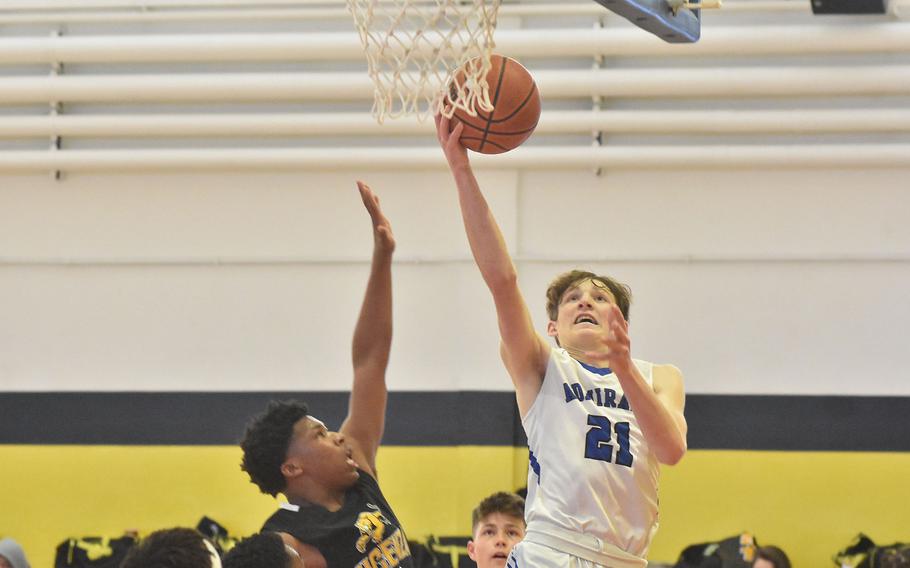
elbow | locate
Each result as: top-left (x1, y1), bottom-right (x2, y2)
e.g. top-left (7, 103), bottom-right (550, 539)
top-left (658, 440), bottom-right (687, 466)
top-left (487, 266), bottom-right (519, 294)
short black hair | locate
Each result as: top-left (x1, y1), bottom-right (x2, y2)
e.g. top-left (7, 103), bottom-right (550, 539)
top-left (240, 400), bottom-right (310, 497)
top-left (755, 545), bottom-right (791, 568)
top-left (120, 528), bottom-right (212, 568)
top-left (222, 533), bottom-right (290, 568)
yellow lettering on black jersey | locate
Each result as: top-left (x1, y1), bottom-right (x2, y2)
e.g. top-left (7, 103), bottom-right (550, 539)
top-left (354, 528), bottom-right (412, 568)
top-left (354, 508), bottom-right (388, 553)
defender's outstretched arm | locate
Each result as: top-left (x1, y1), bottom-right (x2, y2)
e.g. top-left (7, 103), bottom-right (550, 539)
top-left (340, 181), bottom-right (395, 477)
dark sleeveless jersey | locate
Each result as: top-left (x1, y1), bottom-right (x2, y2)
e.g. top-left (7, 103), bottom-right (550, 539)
top-left (262, 469), bottom-right (413, 568)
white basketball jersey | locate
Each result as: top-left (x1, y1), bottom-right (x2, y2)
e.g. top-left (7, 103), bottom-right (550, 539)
top-left (522, 348), bottom-right (660, 560)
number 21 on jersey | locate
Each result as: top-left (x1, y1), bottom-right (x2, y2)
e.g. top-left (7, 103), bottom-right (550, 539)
top-left (584, 415), bottom-right (633, 467)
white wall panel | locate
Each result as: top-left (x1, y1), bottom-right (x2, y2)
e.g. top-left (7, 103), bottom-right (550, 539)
top-left (520, 169), bottom-right (910, 259)
top-left (520, 261), bottom-right (910, 396)
top-left (0, 170), bottom-right (518, 261)
top-left (0, 262), bottom-right (507, 392)
top-left (5, 257), bottom-right (905, 395)
top-left (2, 166), bottom-right (909, 396)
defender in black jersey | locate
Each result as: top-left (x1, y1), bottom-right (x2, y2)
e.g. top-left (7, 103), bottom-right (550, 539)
top-left (240, 181), bottom-right (412, 568)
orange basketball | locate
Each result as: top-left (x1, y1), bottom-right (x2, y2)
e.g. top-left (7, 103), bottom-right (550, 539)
top-left (449, 54), bottom-right (541, 154)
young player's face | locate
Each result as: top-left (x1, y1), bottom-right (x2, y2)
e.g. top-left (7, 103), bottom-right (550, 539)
top-left (467, 513), bottom-right (525, 568)
top-left (285, 417), bottom-right (360, 489)
top-left (547, 278), bottom-right (618, 352)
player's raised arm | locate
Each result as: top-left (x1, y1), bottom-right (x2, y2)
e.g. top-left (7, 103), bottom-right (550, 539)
top-left (435, 113), bottom-right (549, 415)
top-left (601, 304), bottom-right (688, 465)
top-left (339, 181), bottom-right (395, 477)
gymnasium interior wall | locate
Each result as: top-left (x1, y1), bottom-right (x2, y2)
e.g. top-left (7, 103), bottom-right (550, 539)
top-left (2, 2), bottom-right (909, 567)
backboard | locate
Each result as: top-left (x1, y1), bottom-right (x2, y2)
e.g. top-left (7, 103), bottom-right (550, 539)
top-left (593, 0), bottom-right (702, 43)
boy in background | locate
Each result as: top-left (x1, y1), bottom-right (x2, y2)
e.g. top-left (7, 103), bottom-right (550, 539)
top-left (467, 492), bottom-right (525, 568)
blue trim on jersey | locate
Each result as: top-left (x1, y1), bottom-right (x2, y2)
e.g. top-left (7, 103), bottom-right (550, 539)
top-left (578, 360), bottom-right (613, 376)
top-left (528, 448), bottom-right (541, 484)
top-left (507, 555), bottom-right (518, 568)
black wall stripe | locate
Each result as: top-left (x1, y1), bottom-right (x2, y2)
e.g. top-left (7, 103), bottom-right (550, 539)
top-left (686, 394), bottom-right (910, 452)
top-left (0, 392), bottom-right (524, 447)
top-left (1, 392), bottom-right (908, 451)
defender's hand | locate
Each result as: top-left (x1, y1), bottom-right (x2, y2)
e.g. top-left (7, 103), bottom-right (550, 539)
top-left (356, 181), bottom-right (395, 254)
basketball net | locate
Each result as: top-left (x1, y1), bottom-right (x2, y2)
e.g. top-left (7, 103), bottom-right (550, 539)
top-left (347, 0), bottom-right (501, 123)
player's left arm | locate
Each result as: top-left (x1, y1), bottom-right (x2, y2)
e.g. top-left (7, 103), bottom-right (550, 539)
top-left (604, 305), bottom-right (688, 465)
top-left (340, 181), bottom-right (395, 479)
top-left (648, 364), bottom-right (688, 464)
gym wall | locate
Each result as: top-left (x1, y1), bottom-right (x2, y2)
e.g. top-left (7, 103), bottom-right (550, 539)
top-left (2, 2), bottom-right (909, 567)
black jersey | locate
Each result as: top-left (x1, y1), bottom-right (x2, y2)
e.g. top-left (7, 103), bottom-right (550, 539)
top-left (262, 469), bottom-right (413, 568)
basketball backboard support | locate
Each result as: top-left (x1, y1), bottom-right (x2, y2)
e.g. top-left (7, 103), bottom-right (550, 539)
top-left (593, 0), bottom-right (703, 43)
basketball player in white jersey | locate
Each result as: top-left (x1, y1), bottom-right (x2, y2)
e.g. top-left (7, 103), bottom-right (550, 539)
top-left (435, 113), bottom-right (688, 568)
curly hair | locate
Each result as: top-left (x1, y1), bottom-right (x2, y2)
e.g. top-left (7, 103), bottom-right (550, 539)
top-left (471, 491), bottom-right (526, 532)
top-left (545, 269), bottom-right (632, 323)
top-left (120, 528), bottom-right (212, 568)
top-left (222, 533), bottom-right (291, 568)
top-left (240, 400), bottom-right (309, 497)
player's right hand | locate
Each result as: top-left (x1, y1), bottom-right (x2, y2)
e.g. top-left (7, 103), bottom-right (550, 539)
top-left (435, 108), bottom-right (471, 171)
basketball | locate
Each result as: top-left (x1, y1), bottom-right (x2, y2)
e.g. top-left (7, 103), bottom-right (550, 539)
top-left (448, 54), bottom-right (541, 154)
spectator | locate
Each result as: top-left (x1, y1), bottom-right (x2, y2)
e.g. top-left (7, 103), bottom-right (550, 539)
top-left (223, 533), bottom-right (305, 568)
top-left (0, 538), bottom-right (30, 568)
top-left (467, 492), bottom-right (526, 568)
top-left (754, 545), bottom-right (791, 568)
top-left (120, 528), bottom-right (221, 568)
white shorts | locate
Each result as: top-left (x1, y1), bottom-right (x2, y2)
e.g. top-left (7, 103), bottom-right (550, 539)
top-left (507, 528), bottom-right (648, 568)
top-left (507, 540), bottom-right (609, 568)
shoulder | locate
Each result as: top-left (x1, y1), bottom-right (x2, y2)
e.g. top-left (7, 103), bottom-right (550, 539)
top-left (262, 503), bottom-right (298, 525)
top-left (652, 363), bottom-right (684, 393)
top-left (653, 363), bottom-right (683, 379)
top-left (500, 337), bottom-right (552, 417)
top-left (262, 502), bottom-right (324, 537)
top-left (500, 335), bottom-right (552, 378)
top-left (355, 468), bottom-right (397, 512)
top-left (544, 346), bottom-right (566, 367)
top-left (356, 467), bottom-right (381, 492)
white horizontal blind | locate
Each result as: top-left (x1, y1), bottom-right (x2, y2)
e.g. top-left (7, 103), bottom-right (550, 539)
top-left (0, 0), bottom-right (908, 171)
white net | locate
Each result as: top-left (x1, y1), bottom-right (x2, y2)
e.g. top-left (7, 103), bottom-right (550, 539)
top-left (347, 0), bottom-right (501, 123)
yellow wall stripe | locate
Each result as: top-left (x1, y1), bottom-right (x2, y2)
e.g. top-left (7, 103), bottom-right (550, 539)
top-left (2, 446), bottom-right (908, 568)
